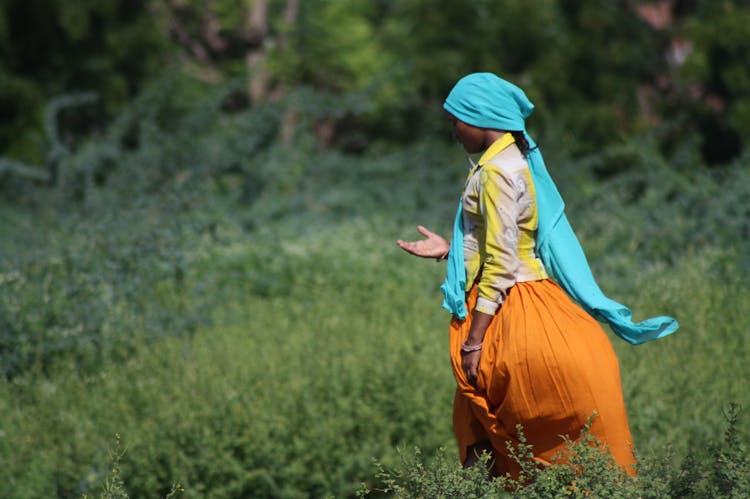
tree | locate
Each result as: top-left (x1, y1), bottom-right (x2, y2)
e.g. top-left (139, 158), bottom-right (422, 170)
top-left (0, 0), bottom-right (170, 161)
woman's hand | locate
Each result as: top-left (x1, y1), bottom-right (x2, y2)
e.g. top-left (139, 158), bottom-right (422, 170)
top-left (461, 349), bottom-right (481, 387)
top-left (396, 225), bottom-right (450, 259)
top-left (461, 311), bottom-right (492, 388)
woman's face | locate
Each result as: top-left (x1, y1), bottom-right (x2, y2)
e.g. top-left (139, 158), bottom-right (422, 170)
top-left (448, 114), bottom-right (486, 154)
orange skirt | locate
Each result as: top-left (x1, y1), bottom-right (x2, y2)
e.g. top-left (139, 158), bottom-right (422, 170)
top-left (450, 279), bottom-right (636, 477)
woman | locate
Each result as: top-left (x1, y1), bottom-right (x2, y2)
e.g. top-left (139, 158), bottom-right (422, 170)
top-left (397, 73), bottom-right (677, 478)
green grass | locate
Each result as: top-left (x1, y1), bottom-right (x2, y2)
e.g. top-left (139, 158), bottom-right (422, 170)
top-left (0, 214), bottom-right (748, 497)
top-left (0, 220), bottom-right (449, 497)
top-left (617, 248), bottom-right (750, 455)
top-left (1, 80), bottom-right (748, 496)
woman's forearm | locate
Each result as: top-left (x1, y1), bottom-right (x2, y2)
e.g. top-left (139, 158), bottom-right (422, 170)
top-left (466, 310), bottom-right (494, 345)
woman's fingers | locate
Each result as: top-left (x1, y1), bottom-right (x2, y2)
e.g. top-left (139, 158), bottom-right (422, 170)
top-left (398, 239), bottom-right (432, 257)
top-left (396, 239), bottom-right (419, 253)
top-left (462, 350), bottom-right (482, 387)
top-left (396, 240), bottom-right (413, 254)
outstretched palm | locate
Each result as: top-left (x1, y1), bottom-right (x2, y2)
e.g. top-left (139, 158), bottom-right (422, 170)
top-left (397, 225), bottom-right (450, 259)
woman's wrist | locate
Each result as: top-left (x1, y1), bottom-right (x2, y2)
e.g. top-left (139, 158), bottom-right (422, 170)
top-left (460, 340), bottom-right (483, 353)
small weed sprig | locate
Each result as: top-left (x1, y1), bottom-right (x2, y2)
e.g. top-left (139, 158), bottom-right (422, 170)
top-left (82, 434), bottom-right (184, 499)
top-left (707, 403), bottom-right (750, 497)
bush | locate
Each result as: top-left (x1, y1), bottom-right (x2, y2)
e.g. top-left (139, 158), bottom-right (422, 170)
top-left (368, 405), bottom-right (750, 498)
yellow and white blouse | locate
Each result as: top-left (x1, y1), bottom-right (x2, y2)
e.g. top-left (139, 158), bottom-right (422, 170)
top-left (461, 133), bottom-right (548, 315)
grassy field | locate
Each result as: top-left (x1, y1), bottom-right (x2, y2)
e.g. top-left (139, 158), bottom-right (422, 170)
top-left (1, 85), bottom-right (749, 496)
top-left (1, 208), bottom-right (748, 497)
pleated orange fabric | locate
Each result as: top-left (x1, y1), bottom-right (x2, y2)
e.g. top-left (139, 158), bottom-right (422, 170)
top-left (450, 278), bottom-right (636, 477)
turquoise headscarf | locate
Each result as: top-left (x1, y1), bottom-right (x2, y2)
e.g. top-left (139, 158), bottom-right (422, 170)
top-left (440, 73), bottom-right (678, 345)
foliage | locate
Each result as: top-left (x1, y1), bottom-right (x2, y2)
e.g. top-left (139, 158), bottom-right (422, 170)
top-left (0, 0), bottom-right (170, 161)
top-left (0, 74), bottom-right (378, 376)
top-left (0, 55), bottom-right (748, 497)
top-left (6, 69), bottom-right (747, 379)
top-left (80, 434), bottom-right (184, 499)
top-left (4, 1), bottom-right (750, 166)
top-left (2, 230), bottom-right (748, 496)
top-left (376, 0), bottom-right (665, 150)
top-left (665, 0), bottom-right (750, 164)
top-left (369, 406), bottom-right (750, 498)
top-left (277, 0), bottom-right (393, 91)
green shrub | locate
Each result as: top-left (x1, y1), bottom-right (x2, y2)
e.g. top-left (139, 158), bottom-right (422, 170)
top-left (368, 406), bottom-right (750, 498)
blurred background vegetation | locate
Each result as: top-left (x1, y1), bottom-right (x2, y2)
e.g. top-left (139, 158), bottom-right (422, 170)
top-left (1, 0), bottom-right (749, 497)
top-left (4, 0), bottom-right (750, 164)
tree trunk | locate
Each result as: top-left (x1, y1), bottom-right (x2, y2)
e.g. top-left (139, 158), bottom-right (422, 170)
top-left (245, 0), bottom-right (269, 104)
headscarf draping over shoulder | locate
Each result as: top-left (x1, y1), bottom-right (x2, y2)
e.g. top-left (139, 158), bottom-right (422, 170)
top-left (440, 72), bottom-right (678, 345)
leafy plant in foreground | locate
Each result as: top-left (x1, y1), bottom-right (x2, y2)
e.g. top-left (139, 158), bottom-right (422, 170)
top-left (366, 406), bottom-right (750, 498)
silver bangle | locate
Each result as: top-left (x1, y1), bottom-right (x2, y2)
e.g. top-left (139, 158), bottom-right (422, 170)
top-left (460, 341), bottom-right (483, 353)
